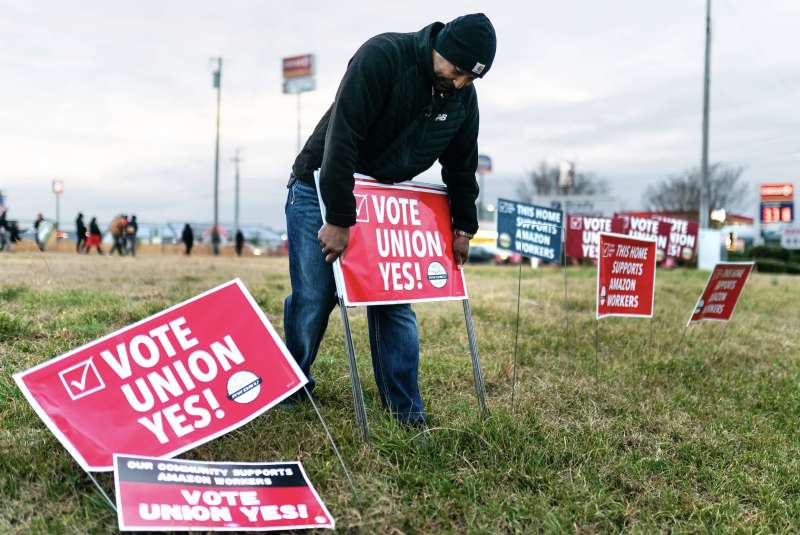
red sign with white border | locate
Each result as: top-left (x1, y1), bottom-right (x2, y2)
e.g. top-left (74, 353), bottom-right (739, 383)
top-left (611, 214), bottom-right (671, 263)
top-left (565, 214), bottom-right (612, 259)
top-left (760, 183), bottom-right (794, 202)
top-left (596, 233), bottom-right (657, 319)
top-left (114, 454), bottom-right (334, 531)
top-left (317, 174), bottom-right (468, 306)
top-left (14, 280), bottom-right (307, 472)
top-left (688, 262), bottom-right (754, 324)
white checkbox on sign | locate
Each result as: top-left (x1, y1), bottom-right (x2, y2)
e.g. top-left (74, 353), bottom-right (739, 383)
top-left (58, 357), bottom-right (105, 400)
top-left (355, 194), bottom-right (369, 223)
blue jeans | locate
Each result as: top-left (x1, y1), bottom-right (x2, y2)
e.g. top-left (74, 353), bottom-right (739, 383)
top-left (283, 179), bottom-right (424, 423)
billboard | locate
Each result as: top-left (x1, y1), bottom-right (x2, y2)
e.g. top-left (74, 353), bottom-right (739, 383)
top-left (760, 183), bottom-right (794, 224)
top-left (282, 54), bottom-right (315, 95)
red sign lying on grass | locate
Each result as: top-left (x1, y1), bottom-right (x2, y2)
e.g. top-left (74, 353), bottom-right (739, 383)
top-left (14, 280), bottom-right (306, 471)
top-left (596, 233), bottom-right (657, 319)
top-left (114, 454), bottom-right (334, 531)
top-left (565, 215), bottom-right (612, 259)
top-left (688, 262), bottom-right (754, 324)
top-left (318, 175), bottom-right (467, 306)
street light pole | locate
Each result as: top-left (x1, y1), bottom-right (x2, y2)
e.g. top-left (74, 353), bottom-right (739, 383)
top-left (211, 57), bottom-right (223, 255)
top-left (699, 0), bottom-right (712, 229)
top-left (52, 179), bottom-right (64, 231)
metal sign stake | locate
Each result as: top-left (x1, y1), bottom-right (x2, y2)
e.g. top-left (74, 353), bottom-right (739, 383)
top-left (87, 472), bottom-right (117, 513)
top-left (594, 319), bottom-right (600, 382)
top-left (338, 298), bottom-right (369, 442)
top-left (303, 386), bottom-right (358, 497)
top-left (463, 298), bottom-right (488, 415)
top-left (510, 262), bottom-right (523, 410)
top-left (563, 229), bottom-right (570, 357)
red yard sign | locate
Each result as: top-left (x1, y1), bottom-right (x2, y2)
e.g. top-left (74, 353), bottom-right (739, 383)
top-left (596, 233), bottom-right (657, 319)
top-left (688, 262), bottom-right (754, 324)
top-left (318, 175), bottom-right (467, 306)
top-left (619, 211), bottom-right (698, 261)
top-left (14, 280), bottom-right (307, 472)
top-left (114, 454), bottom-right (334, 532)
top-left (565, 215), bottom-right (612, 259)
top-left (611, 214), bottom-right (671, 262)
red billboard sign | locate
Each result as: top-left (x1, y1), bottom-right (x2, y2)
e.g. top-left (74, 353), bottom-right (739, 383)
top-left (760, 183), bottom-right (794, 202)
top-left (611, 214), bottom-right (671, 262)
top-left (114, 454), bottom-right (334, 531)
top-left (689, 262), bottom-right (754, 324)
top-left (282, 54), bottom-right (314, 79)
top-left (565, 215), bottom-right (612, 259)
top-left (319, 176), bottom-right (467, 306)
top-left (596, 233), bottom-right (657, 319)
top-left (14, 280), bottom-right (307, 471)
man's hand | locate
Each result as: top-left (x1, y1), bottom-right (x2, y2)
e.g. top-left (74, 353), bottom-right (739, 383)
top-left (453, 233), bottom-right (470, 268)
top-left (318, 223), bottom-right (350, 263)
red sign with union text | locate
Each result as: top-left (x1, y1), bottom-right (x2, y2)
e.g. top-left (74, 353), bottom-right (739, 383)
top-left (565, 215), bottom-right (612, 259)
top-left (14, 280), bottom-right (307, 471)
top-left (114, 454), bottom-right (334, 531)
top-left (596, 233), bottom-right (657, 319)
top-left (688, 262), bottom-right (754, 324)
top-left (319, 176), bottom-right (467, 306)
top-left (611, 214), bottom-right (671, 263)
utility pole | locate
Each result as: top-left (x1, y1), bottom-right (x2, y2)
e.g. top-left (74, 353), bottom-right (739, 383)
top-left (231, 148), bottom-right (242, 233)
top-left (211, 57), bottom-right (223, 255)
top-left (699, 0), bottom-right (712, 229)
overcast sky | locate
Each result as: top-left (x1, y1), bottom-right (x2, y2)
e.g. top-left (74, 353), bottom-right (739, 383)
top-left (2, 0), bottom-right (798, 229)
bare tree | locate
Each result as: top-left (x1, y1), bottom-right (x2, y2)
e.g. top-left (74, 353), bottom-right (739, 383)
top-left (516, 161), bottom-right (607, 202)
top-left (644, 163), bottom-right (747, 215)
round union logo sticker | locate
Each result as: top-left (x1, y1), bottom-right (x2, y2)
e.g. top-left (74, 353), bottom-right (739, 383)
top-left (426, 261), bottom-right (448, 289)
top-left (498, 233), bottom-right (511, 249)
top-left (226, 370), bottom-right (262, 403)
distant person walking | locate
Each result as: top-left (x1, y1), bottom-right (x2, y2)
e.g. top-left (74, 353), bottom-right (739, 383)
top-left (235, 229), bottom-right (245, 256)
top-left (108, 214), bottom-right (127, 256)
top-left (126, 215), bottom-right (139, 257)
top-left (33, 213), bottom-right (45, 251)
top-left (8, 221), bottom-right (22, 247)
top-left (0, 208), bottom-right (10, 253)
top-left (75, 213), bottom-right (87, 253)
top-left (181, 223), bottom-right (194, 256)
top-left (86, 217), bottom-right (104, 254)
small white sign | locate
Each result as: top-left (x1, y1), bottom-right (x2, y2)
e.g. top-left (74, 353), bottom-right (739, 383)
top-left (781, 226), bottom-right (800, 250)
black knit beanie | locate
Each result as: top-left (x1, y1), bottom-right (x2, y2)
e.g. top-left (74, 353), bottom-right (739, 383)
top-left (434, 13), bottom-right (496, 78)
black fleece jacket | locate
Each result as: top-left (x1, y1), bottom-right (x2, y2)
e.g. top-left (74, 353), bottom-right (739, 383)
top-left (291, 22), bottom-right (481, 234)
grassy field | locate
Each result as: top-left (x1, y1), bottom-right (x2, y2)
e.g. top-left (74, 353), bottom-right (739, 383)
top-left (1, 253), bottom-right (799, 533)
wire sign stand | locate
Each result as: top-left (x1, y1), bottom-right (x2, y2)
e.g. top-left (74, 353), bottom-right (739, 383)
top-left (316, 173), bottom-right (487, 441)
top-left (495, 199), bottom-right (564, 411)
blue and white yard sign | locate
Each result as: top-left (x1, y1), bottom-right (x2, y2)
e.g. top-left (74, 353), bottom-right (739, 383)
top-left (496, 198), bottom-right (563, 261)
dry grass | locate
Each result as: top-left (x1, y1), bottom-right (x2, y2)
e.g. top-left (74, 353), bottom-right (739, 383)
top-left (1, 252), bottom-right (799, 533)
